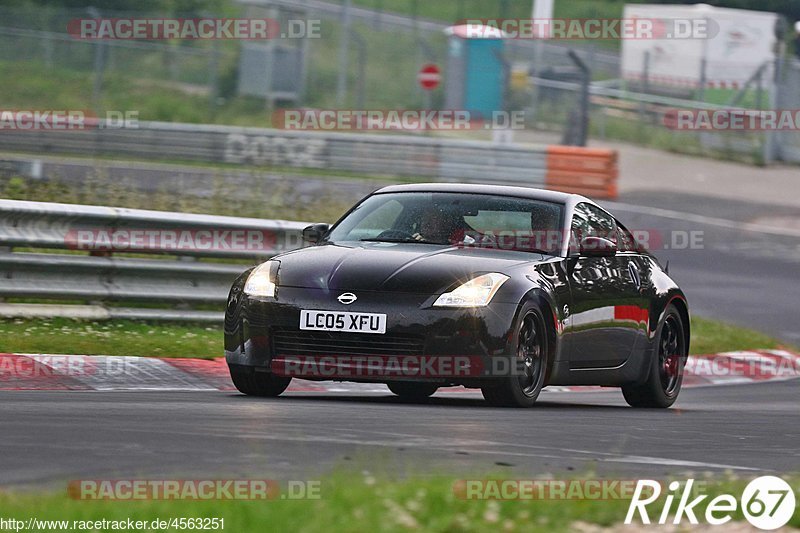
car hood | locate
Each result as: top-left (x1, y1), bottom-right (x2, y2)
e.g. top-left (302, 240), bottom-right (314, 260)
top-left (274, 242), bottom-right (551, 293)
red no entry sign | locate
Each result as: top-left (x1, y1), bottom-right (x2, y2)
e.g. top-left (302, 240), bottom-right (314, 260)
top-left (417, 64), bottom-right (441, 90)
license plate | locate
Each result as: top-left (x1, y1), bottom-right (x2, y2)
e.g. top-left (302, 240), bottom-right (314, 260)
top-left (300, 310), bottom-right (387, 334)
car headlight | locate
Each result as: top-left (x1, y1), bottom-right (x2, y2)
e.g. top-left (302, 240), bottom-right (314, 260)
top-left (433, 273), bottom-right (509, 307)
top-left (244, 260), bottom-right (279, 298)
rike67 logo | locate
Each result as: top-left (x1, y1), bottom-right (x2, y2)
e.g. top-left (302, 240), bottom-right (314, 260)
top-left (626, 476), bottom-right (796, 530)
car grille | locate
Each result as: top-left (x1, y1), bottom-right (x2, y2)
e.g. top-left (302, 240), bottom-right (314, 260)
top-left (271, 328), bottom-right (425, 357)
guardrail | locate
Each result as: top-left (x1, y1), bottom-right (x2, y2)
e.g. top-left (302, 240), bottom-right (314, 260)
top-left (0, 199), bottom-right (308, 322)
top-left (0, 120), bottom-right (618, 198)
top-left (0, 167), bottom-right (625, 321)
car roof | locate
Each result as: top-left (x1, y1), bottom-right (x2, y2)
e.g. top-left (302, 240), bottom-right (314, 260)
top-left (373, 183), bottom-right (590, 206)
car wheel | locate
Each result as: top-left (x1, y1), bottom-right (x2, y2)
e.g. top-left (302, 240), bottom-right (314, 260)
top-left (622, 304), bottom-right (686, 408)
top-left (482, 307), bottom-right (548, 407)
top-left (229, 366), bottom-right (292, 397)
top-left (387, 382), bottom-right (439, 400)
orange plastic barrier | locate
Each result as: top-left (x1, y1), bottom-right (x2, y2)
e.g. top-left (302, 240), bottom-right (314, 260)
top-left (545, 146), bottom-right (618, 199)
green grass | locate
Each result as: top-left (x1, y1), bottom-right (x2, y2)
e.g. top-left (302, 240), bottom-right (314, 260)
top-left (589, 111), bottom-right (765, 165)
top-left (0, 318), bottom-right (222, 359)
top-left (0, 472), bottom-right (796, 532)
top-left (690, 316), bottom-right (785, 355)
top-left (18, 150), bottom-right (422, 182)
top-left (0, 60), bottom-right (271, 127)
top-left (0, 173), bottom-right (354, 222)
top-left (0, 316), bottom-right (792, 360)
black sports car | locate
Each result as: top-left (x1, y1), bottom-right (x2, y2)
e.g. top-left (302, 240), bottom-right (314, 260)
top-left (225, 183), bottom-right (689, 408)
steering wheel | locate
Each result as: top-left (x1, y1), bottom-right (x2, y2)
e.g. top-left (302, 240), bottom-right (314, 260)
top-left (376, 229), bottom-right (416, 240)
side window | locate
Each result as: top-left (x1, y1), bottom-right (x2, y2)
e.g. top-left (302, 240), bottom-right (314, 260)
top-left (571, 203), bottom-right (617, 252)
top-left (571, 206), bottom-right (590, 252)
top-left (616, 220), bottom-right (640, 253)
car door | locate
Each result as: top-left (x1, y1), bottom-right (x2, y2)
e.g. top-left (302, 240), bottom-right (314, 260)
top-left (614, 218), bottom-right (652, 353)
top-left (565, 203), bottom-right (646, 369)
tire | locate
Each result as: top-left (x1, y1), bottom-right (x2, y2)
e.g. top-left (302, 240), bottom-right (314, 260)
top-left (229, 366), bottom-right (292, 397)
top-left (622, 304), bottom-right (686, 408)
top-left (387, 382), bottom-right (439, 400)
top-left (481, 307), bottom-right (548, 407)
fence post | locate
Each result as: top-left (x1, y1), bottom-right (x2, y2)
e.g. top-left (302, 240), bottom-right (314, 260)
top-left (565, 50), bottom-right (590, 147)
top-left (208, 35), bottom-right (220, 121)
top-left (336, 0), bottom-right (352, 107)
top-left (353, 31), bottom-right (367, 109)
top-left (638, 50), bottom-right (650, 134)
top-left (88, 7), bottom-right (106, 112)
top-left (264, 6), bottom-right (279, 111)
top-left (755, 64), bottom-right (764, 110)
top-left (764, 56), bottom-right (784, 165)
top-left (299, 11), bottom-right (311, 103)
top-left (42, 33), bottom-right (54, 68)
top-left (698, 58), bottom-right (707, 102)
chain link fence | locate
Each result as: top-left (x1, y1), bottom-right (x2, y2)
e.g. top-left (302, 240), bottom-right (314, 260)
top-left (0, 2), bottom-right (798, 164)
top-left (0, 2), bottom-right (620, 112)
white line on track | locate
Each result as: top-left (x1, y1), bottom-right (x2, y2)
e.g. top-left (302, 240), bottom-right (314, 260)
top-left (302, 427), bottom-right (762, 472)
top-left (156, 426), bottom-right (761, 472)
top-left (601, 455), bottom-right (760, 471)
top-left (602, 201), bottom-right (800, 238)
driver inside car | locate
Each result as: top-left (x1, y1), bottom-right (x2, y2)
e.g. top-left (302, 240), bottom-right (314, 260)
top-left (412, 206), bottom-right (472, 244)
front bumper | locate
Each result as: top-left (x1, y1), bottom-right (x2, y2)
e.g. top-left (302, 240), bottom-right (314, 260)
top-left (224, 286), bottom-right (523, 385)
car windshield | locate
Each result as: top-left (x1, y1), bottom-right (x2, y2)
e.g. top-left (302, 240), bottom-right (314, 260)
top-left (325, 192), bottom-right (565, 255)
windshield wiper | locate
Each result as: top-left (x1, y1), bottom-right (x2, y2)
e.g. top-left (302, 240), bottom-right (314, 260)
top-left (360, 237), bottom-right (442, 245)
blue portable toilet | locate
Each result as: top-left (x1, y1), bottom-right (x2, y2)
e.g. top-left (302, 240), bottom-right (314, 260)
top-left (444, 24), bottom-right (507, 119)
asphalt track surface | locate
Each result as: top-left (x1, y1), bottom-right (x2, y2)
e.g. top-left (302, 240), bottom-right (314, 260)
top-left (603, 192), bottom-right (800, 344)
top-left (1, 380), bottom-right (798, 489)
top-left (1, 188), bottom-right (798, 489)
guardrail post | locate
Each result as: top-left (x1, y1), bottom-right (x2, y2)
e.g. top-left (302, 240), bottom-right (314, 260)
top-left (0, 244), bottom-right (7, 303)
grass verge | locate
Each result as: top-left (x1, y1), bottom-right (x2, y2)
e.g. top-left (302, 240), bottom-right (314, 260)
top-left (0, 472), bottom-right (796, 532)
top-left (0, 319), bottom-right (221, 359)
top-left (0, 172), bottom-right (356, 222)
top-left (0, 316), bottom-right (792, 359)
top-left (690, 317), bottom-right (785, 356)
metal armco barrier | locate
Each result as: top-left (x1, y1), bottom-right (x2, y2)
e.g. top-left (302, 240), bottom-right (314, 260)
top-left (0, 120), bottom-right (618, 198)
top-left (0, 199), bottom-right (306, 258)
top-left (545, 146), bottom-right (619, 199)
top-left (0, 199), bottom-right (308, 322)
top-left (0, 158), bottom-right (622, 321)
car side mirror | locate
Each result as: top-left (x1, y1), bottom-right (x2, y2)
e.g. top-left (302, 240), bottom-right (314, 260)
top-left (302, 223), bottom-right (330, 244)
top-left (579, 236), bottom-right (617, 257)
